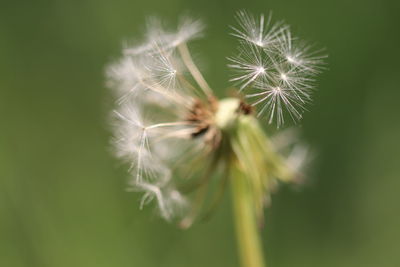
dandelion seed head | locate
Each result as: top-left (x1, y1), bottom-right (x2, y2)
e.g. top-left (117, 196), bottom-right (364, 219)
top-left (107, 11), bottom-right (325, 222)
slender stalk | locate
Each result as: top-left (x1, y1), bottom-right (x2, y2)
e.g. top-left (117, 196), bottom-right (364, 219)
top-left (146, 121), bottom-right (197, 130)
top-left (178, 43), bottom-right (213, 96)
top-left (230, 160), bottom-right (266, 267)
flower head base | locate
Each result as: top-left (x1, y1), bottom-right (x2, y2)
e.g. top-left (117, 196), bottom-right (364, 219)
top-left (107, 12), bottom-right (325, 224)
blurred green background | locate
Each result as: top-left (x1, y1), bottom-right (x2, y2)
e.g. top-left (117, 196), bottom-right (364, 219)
top-left (1, 0), bottom-right (400, 266)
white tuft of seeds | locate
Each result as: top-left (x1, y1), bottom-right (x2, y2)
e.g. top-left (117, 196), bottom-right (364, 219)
top-left (229, 11), bottom-right (326, 128)
top-left (106, 11), bottom-right (325, 222)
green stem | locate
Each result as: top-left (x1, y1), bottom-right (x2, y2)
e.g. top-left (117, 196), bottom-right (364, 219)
top-left (231, 161), bottom-right (266, 267)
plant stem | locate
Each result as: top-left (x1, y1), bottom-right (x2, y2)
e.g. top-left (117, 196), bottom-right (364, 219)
top-left (231, 161), bottom-right (266, 267)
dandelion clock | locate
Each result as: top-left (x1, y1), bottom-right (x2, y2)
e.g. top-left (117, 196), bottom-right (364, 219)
top-left (106, 11), bottom-right (325, 267)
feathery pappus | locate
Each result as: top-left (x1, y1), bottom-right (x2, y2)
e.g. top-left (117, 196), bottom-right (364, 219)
top-left (106, 11), bottom-right (325, 227)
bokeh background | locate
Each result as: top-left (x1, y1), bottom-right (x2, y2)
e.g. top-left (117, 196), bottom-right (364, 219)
top-left (1, 0), bottom-right (400, 266)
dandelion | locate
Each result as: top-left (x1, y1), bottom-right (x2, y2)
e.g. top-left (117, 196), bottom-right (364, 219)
top-left (107, 11), bottom-right (325, 267)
